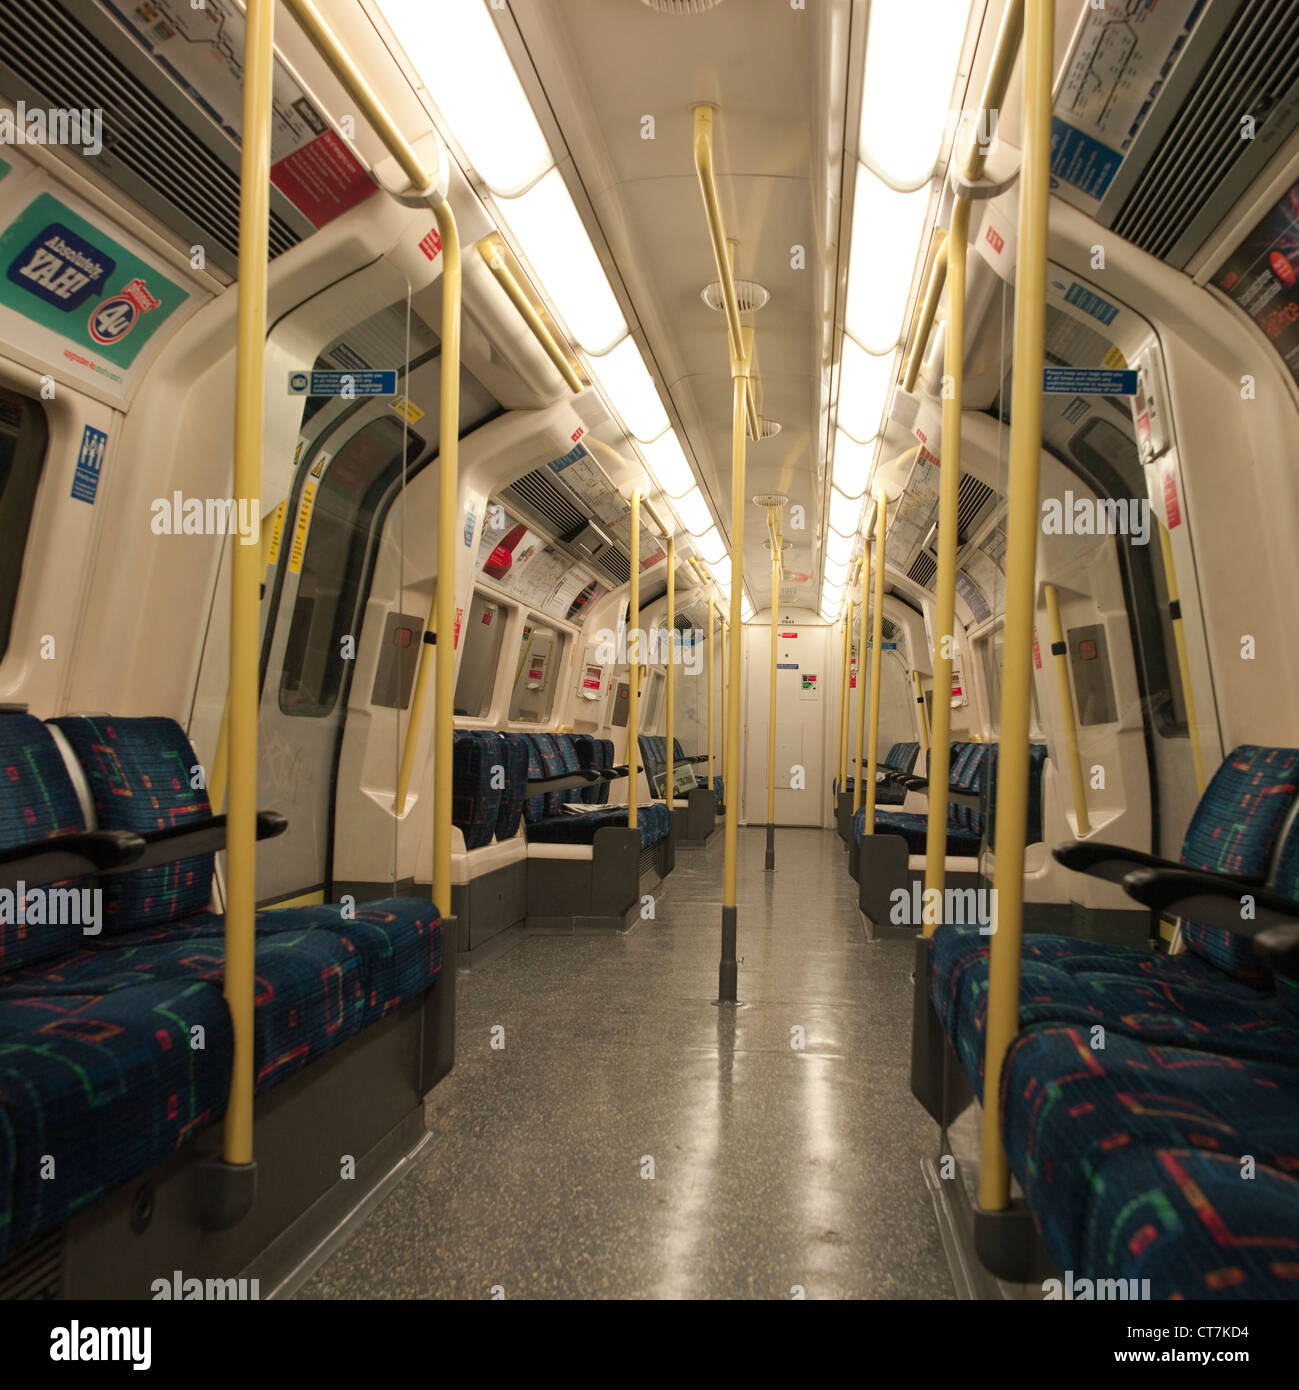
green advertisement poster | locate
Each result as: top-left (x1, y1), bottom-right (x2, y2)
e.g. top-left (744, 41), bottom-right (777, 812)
top-left (0, 158), bottom-right (10, 183)
top-left (0, 192), bottom-right (188, 368)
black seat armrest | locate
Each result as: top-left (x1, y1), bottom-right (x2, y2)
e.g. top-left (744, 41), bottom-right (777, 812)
top-left (1122, 867), bottom-right (1299, 980)
top-left (0, 829), bottom-right (146, 893)
top-left (1054, 840), bottom-right (1203, 885)
top-left (678, 753), bottom-right (710, 765)
top-left (880, 770), bottom-right (928, 792)
top-left (602, 765), bottom-right (631, 780)
top-left (526, 770), bottom-right (603, 796)
top-left (125, 811), bottom-right (287, 871)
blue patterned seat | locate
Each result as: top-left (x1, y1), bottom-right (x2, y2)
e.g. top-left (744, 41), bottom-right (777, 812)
top-left (452, 730), bottom-right (503, 849)
top-left (496, 732), bottom-right (530, 838)
top-left (0, 713), bottom-right (445, 1264)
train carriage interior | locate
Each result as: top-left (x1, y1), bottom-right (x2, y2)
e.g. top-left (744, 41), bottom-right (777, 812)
top-left (0, 0), bottom-right (1297, 1326)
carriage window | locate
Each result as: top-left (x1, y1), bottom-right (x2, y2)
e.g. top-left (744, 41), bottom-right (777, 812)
top-left (455, 591), bottom-right (507, 717)
top-left (0, 387), bottom-right (49, 661)
top-left (509, 621), bottom-right (562, 722)
top-left (279, 415), bottom-right (424, 717)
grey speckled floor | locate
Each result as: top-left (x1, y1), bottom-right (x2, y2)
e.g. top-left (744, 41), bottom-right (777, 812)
top-left (299, 826), bottom-right (955, 1300)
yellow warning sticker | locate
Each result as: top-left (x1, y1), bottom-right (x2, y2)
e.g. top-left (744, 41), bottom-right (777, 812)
top-left (389, 395), bottom-right (425, 424)
top-left (288, 482), bottom-right (317, 574)
top-left (1102, 344), bottom-right (1128, 369)
top-left (265, 500), bottom-right (287, 568)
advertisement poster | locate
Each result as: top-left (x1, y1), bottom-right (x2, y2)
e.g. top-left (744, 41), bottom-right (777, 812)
top-left (1211, 180), bottom-right (1299, 388)
top-left (0, 188), bottom-right (191, 393)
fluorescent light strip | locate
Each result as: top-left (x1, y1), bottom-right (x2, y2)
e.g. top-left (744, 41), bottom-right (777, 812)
top-left (379, 0), bottom-right (552, 197)
top-left (831, 428), bottom-right (876, 499)
top-left (640, 431), bottom-right (697, 497)
top-left (828, 486), bottom-right (863, 537)
top-left (845, 168), bottom-right (932, 352)
top-left (587, 336), bottom-right (668, 442)
top-left (672, 486), bottom-right (713, 536)
top-left (838, 338), bottom-right (899, 445)
top-left (499, 169), bottom-right (627, 355)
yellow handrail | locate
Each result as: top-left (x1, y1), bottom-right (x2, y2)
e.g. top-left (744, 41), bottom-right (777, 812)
top-left (903, 234), bottom-right (948, 393)
top-left (921, 193), bottom-right (971, 932)
top-left (719, 328), bottom-right (749, 1002)
top-left (693, 106), bottom-right (762, 442)
top-left (1157, 522), bottom-right (1207, 795)
top-left (837, 597), bottom-right (853, 793)
top-left (628, 487), bottom-right (641, 831)
top-left (852, 542), bottom-right (870, 813)
top-left (913, 668), bottom-right (930, 754)
top-left (863, 491), bottom-right (887, 835)
top-left (1043, 583), bottom-right (1091, 835)
top-left (478, 236), bottom-right (582, 392)
top-left (765, 508), bottom-right (781, 869)
top-left (706, 595), bottom-right (716, 795)
top-left (665, 533), bottom-right (675, 808)
top-left (979, 0), bottom-right (1054, 1213)
top-left (223, 0), bottom-right (273, 1169)
top-left (719, 608), bottom-right (728, 793)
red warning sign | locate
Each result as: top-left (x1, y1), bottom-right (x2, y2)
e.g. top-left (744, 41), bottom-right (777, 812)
top-left (1161, 457), bottom-right (1182, 528)
top-left (419, 228), bottom-right (443, 261)
top-left (271, 129), bottom-right (376, 229)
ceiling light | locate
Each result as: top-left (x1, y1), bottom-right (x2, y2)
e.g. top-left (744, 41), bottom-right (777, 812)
top-left (832, 429), bottom-right (875, 499)
top-left (823, 555), bottom-right (849, 586)
top-left (379, 0), bottom-right (552, 197)
top-left (828, 486), bottom-right (863, 537)
top-left (838, 338), bottom-right (897, 444)
top-left (710, 554), bottom-right (732, 587)
top-left (499, 168), bottom-right (627, 354)
top-left (590, 336), bottom-right (668, 441)
top-left (672, 486), bottom-right (713, 535)
top-left (845, 168), bottom-right (931, 352)
top-left (825, 528), bottom-right (855, 565)
top-left (694, 526), bottom-right (727, 563)
top-left (822, 580), bottom-right (845, 605)
top-left (741, 594), bottom-right (754, 621)
top-left (859, 0), bottom-right (972, 190)
top-left (641, 431), bottom-right (696, 497)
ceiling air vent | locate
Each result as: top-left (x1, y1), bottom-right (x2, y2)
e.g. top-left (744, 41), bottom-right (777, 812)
top-left (956, 473), bottom-right (996, 542)
top-left (0, 0), bottom-right (305, 277)
top-left (702, 279), bottom-right (769, 313)
top-left (1110, 0), bottom-right (1299, 266)
top-left (749, 417), bottom-right (782, 440)
top-left (501, 468), bottom-right (586, 538)
top-left (908, 552), bottom-right (938, 589)
top-left (640, 0), bottom-right (725, 13)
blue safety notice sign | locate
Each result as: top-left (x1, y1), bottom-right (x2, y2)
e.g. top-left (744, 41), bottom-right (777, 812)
top-left (287, 369), bottom-right (398, 396)
top-left (70, 424), bottom-right (107, 504)
top-left (1043, 367), bottom-right (1138, 395)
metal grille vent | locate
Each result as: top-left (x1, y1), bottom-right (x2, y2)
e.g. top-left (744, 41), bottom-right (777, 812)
top-left (1112, 0), bottom-right (1299, 261)
top-left (640, 0), bottom-right (724, 13)
top-left (0, 0), bottom-right (302, 273)
top-left (956, 473), bottom-right (996, 540)
top-left (908, 551), bottom-right (937, 588)
top-left (592, 547), bottom-right (631, 587)
top-left (702, 278), bottom-right (769, 313)
top-left (0, 1227), bottom-right (62, 1299)
top-left (881, 617), bottom-right (899, 641)
top-left (501, 468), bottom-right (586, 537)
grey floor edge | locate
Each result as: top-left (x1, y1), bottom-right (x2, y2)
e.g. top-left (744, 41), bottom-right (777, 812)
top-left (299, 826), bottom-right (958, 1300)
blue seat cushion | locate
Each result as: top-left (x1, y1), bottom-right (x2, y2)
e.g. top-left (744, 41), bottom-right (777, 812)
top-left (51, 715), bottom-right (215, 932)
top-left (1079, 1147), bottom-right (1299, 1299)
top-left (526, 801), bottom-right (669, 849)
top-left (858, 807), bottom-right (981, 857)
top-left (496, 733), bottom-right (530, 839)
top-left (930, 925), bottom-right (1299, 1082)
top-left (452, 731), bottom-right (503, 850)
top-left (0, 978), bottom-right (233, 1261)
top-left (999, 1022), bottom-right (1299, 1274)
top-left (0, 713), bottom-right (91, 972)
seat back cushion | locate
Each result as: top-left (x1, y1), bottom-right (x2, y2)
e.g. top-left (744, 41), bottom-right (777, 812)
top-left (496, 733), bottom-right (530, 839)
top-left (1179, 745), bottom-right (1299, 981)
top-left (452, 731), bottom-right (503, 850)
top-left (885, 741), bottom-right (920, 773)
top-left (597, 738), bottom-right (615, 804)
top-left (51, 715), bottom-right (214, 933)
top-left (1269, 815), bottom-right (1299, 1015)
top-left (0, 713), bottom-right (89, 972)
top-left (573, 734), bottom-right (602, 804)
top-left (980, 743), bottom-right (1048, 849)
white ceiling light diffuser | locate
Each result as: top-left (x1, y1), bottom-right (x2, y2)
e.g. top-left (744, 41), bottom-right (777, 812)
top-left (859, 0), bottom-right (973, 191)
top-left (845, 169), bottom-right (932, 352)
top-left (641, 431), bottom-right (697, 497)
top-left (825, 528), bottom-right (855, 565)
top-left (823, 555), bottom-right (849, 586)
top-left (589, 336), bottom-right (669, 441)
top-left (379, 0), bottom-right (552, 197)
top-left (832, 429), bottom-right (875, 499)
top-left (828, 486), bottom-right (863, 537)
top-left (710, 554), bottom-right (732, 587)
top-left (694, 527), bottom-right (727, 564)
top-left (838, 338), bottom-right (898, 445)
top-left (499, 168), bottom-right (627, 354)
top-left (741, 594), bottom-right (754, 621)
top-left (672, 486), bottom-right (713, 536)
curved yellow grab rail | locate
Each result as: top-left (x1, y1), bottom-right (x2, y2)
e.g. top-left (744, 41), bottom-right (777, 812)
top-left (863, 491), bottom-right (888, 835)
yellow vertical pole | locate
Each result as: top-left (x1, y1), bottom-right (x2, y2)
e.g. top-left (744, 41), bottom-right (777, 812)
top-left (223, 0), bottom-right (273, 1168)
top-left (707, 596), bottom-right (716, 794)
top-left (913, 669), bottom-right (930, 754)
top-left (844, 597), bottom-right (855, 795)
top-left (765, 517), bottom-right (779, 870)
top-left (1157, 522), bottom-right (1207, 795)
top-left (864, 492), bottom-right (887, 835)
top-left (979, 0), bottom-right (1054, 1212)
top-left (921, 193), bottom-right (971, 933)
top-left (719, 330), bottom-right (749, 1003)
top-left (431, 204), bottom-right (462, 915)
top-left (720, 614), bottom-right (728, 789)
top-left (1043, 583), bottom-right (1091, 835)
top-left (852, 541), bottom-right (871, 813)
top-left (628, 488), bottom-right (641, 832)
top-left (665, 534), bottom-right (676, 806)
